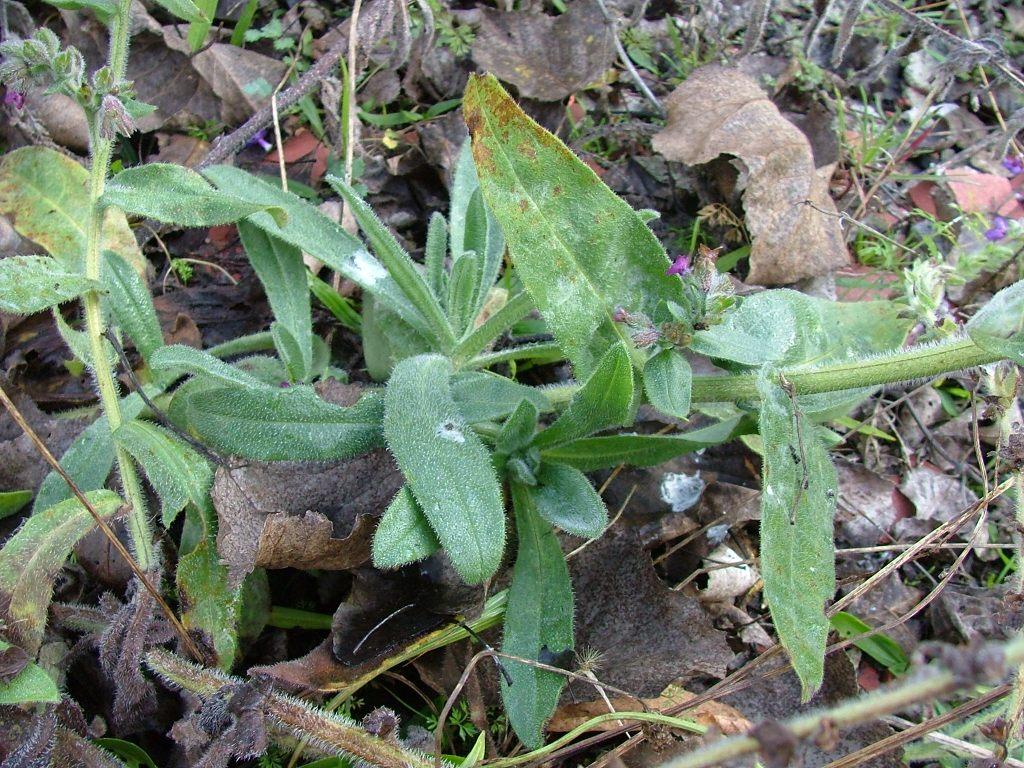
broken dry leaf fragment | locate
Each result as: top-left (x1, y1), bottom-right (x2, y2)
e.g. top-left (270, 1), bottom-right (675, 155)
top-left (652, 65), bottom-right (848, 285)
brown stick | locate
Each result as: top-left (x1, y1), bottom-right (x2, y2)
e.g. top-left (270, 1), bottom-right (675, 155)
top-left (0, 384), bottom-right (204, 661)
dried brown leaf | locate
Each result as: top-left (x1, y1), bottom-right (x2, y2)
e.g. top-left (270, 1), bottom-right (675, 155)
top-left (652, 65), bottom-right (848, 285)
top-left (471, 1), bottom-right (615, 101)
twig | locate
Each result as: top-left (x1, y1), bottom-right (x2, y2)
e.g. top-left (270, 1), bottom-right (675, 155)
top-left (824, 685), bottom-right (1012, 768)
top-left (0, 384), bottom-right (204, 661)
top-left (881, 712), bottom-right (1024, 767)
top-left (199, 19), bottom-right (355, 169)
top-left (591, 0), bottom-right (663, 116)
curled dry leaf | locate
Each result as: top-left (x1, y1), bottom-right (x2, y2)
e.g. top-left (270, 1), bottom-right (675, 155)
top-left (697, 544), bottom-right (759, 602)
top-left (212, 450), bottom-right (403, 588)
top-left (471, 0), bottom-right (616, 101)
top-left (652, 65), bottom-right (849, 285)
top-left (547, 683), bottom-right (750, 734)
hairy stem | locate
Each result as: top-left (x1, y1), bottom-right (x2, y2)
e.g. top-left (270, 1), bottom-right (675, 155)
top-left (663, 635), bottom-right (1024, 768)
top-left (82, 0), bottom-right (153, 569)
top-left (542, 335), bottom-right (1002, 409)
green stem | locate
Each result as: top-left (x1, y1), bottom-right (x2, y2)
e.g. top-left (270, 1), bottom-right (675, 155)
top-left (541, 336), bottom-right (1002, 409)
top-left (81, 0), bottom-right (153, 569)
top-left (467, 340), bottom-right (564, 370)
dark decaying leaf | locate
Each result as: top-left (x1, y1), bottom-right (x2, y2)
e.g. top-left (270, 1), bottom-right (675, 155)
top-left (652, 65), bottom-right (849, 285)
top-left (251, 567), bottom-right (480, 693)
top-left (0, 706), bottom-right (128, 767)
top-left (470, 1), bottom-right (615, 101)
top-left (211, 447), bottom-right (403, 587)
top-left (168, 682), bottom-right (269, 768)
top-left (0, 643), bottom-right (29, 684)
top-left (566, 526), bottom-right (732, 699)
top-left (98, 579), bottom-right (174, 734)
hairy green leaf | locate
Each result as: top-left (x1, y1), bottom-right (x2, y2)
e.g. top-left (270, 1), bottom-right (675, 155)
top-left (34, 394), bottom-right (146, 513)
top-left (0, 638), bottom-right (60, 705)
top-left (238, 222), bottom-right (312, 379)
top-left (966, 280), bottom-right (1024, 365)
top-left (502, 483), bottom-right (573, 748)
top-left (0, 255), bottom-right (97, 314)
top-left (757, 370), bottom-right (837, 700)
top-left (497, 398), bottom-right (540, 454)
top-left (384, 355), bottom-right (506, 584)
top-left (41, 0), bottom-right (116, 21)
top-left (533, 344), bottom-right (633, 449)
top-left (204, 166), bottom-right (429, 335)
top-left (0, 490), bottom-right (122, 653)
top-left (180, 384), bottom-right (384, 461)
top-left (0, 147), bottom-right (144, 273)
top-left (541, 416), bottom-right (750, 471)
top-left (328, 176), bottom-right (456, 349)
top-left (103, 164), bottom-right (284, 226)
top-left (463, 74), bottom-right (682, 377)
top-left (149, 344), bottom-right (271, 389)
top-left (451, 371), bottom-right (550, 423)
top-left (425, 211), bottom-right (448, 301)
top-left (643, 348), bottom-right (692, 419)
top-left (103, 250), bottom-right (164, 364)
top-left (361, 294), bottom-right (434, 381)
top-left (177, 503), bottom-right (240, 669)
top-left (114, 420), bottom-right (212, 527)
top-left (531, 462), bottom-right (607, 538)
top-left (372, 486), bottom-right (441, 569)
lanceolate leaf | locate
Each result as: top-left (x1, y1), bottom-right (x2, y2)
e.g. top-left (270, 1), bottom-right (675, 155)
top-left (149, 0), bottom-right (209, 24)
top-left (463, 74), bottom-right (682, 377)
top-left (0, 490), bottom-right (123, 653)
top-left (114, 420), bottom-right (213, 527)
top-left (451, 371), bottom-right (550, 423)
top-left (530, 462), bottom-right (607, 538)
top-left (502, 483), bottom-right (574, 748)
top-left (539, 416), bottom-right (751, 471)
top-left (643, 348), bottom-right (692, 420)
top-left (238, 222), bottom-right (313, 380)
top-left (532, 344), bottom-right (633, 449)
top-left (103, 250), bottom-right (164, 364)
top-left (34, 393), bottom-right (147, 513)
top-left (203, 166), bottom-right (430, 335)
top-left (102, 164), bottom-right (285, 226)
top-left (757, 370), bottom-right (837, 700)
top-left (372, 486), bottom-right (441, 569)
top-left (177, 502), bottom-right (241, 670)
top-left (0, 638), bottom-right (60, 705)
top-left (180, 385), bottom-right (384, 461)
top-left (497, 398), bottom-right (540, 454)
top-left (149, 344), bottom-right (271, 390)
top-left (0, 147), bottom-right (145, 273)
top-left (383, 355), bottom-right (506, 584)
top-left (0, 255), bottom-right (97, 314)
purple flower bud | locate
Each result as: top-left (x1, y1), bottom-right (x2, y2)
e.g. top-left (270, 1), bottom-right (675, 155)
top-left (985, 215), bottom-right (1009, 242)
top-left (666, 253), bottom-right (692, 277)
top-left (3, 90), bottom-right (25, 110)
top-left (1003, 156), bottom-right (1024, 176)
top-left (613, 306), bottom-right (631, 323)
top-left (631, 328), bottom-right (661, 348)
top-left (99, 94), bottom-right (135, 139)
top-left (247, 129), bottom-right (273, 153)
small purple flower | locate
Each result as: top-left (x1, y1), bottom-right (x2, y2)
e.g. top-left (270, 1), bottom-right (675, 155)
top-left (247, 129), bottom-right (272, 153)
top-left (613, 306), bottom-right (631, 323)
top-left (985, 215), bottom-right (1009, 242)
top-left (666, 253), bottom-right (692, 277)
top-left (3, 90), bottom-right (25, 110)
top-left (1003, 155), bottom-right (1024, 175)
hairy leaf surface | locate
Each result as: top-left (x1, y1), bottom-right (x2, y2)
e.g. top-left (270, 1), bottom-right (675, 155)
top-left (0, 255), bottom-right (97, 314)
top-left (383, 355), bottom-right (505, 584)
top-left (502, 483), bottom-right (574, 748)
top-left (463, 74), bottom-right (682, 377)
top-left (757, 370), bottom-right (836, 699)
top-left (372, 486), bottom-right (441, 569)
top-left (967, 280), bottom-right (1024, 365)
top-left (531, 462), bottom-right (607, 538)
top-left (103, 251), bottom-right (164, 365)
top-left (102, 164), bottom-right (285, 226)
top-left (0, 490), bottom-right (122, 653)
top-left (0, 638), bottom-right (60, 704)
top-left (643, 348), bottom-right (692, 420)
top-left (181, 385), bottom-right (384, 461)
